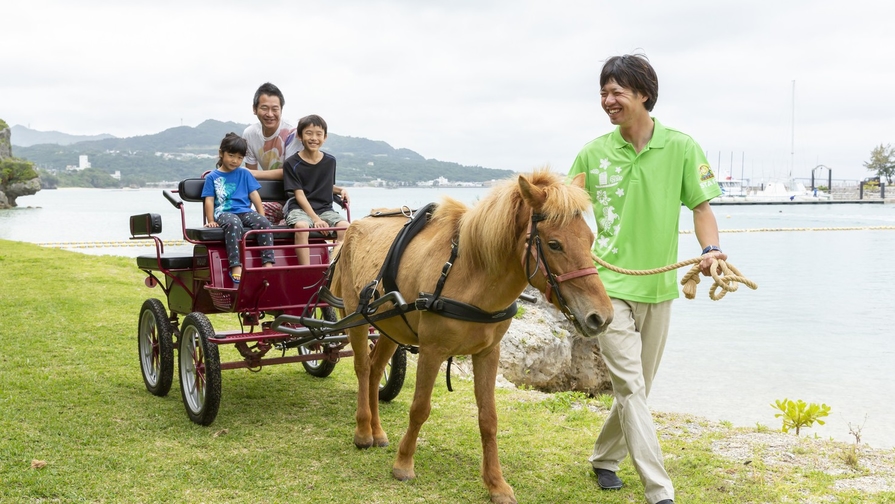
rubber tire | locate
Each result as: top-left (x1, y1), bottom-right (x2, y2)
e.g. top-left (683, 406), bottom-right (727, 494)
top-left (138, 298), bottom-right (174, 397)
top-left (378, 344), bottom-right (406, 402)
top-left (300, 307), bottom-right (338, 377)
top-left (178, 313), bottom-right (222, 426)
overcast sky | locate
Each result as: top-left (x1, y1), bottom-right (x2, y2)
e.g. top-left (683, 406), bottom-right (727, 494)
top-left (3, 0), bottom-right (894, 182)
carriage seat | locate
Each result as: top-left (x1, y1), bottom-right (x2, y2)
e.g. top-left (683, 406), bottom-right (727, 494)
top-left (136, 253), bottom-right (194, 271)
top-left (129, 213), bottom-right (195, 270)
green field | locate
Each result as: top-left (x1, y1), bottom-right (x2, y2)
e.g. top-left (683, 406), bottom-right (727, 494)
top-left (1, 240), bottom-right (891, 503)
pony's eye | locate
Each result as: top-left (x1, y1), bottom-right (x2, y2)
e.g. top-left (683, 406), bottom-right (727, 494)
top-left (547, 240), bottom-right (563, 251)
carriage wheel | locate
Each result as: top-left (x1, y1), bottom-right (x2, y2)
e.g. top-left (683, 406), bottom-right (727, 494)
top-left (178, 313), bottom-right (222, 426)
top-left (300, 307), bottom-right (338, 377)
top-left (299, 342), bottom-right (338, 377)
top-left (377, 343), bottom-right (406, 402)
top-left (138, 298), bottom-right (174, 397)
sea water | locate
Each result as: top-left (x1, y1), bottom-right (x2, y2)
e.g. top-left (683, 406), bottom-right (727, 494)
top-left (3, 188), bottom-right (894, 449)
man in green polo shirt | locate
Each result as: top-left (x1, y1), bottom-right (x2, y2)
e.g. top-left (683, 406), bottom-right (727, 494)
top-left (568, 54), bottom-right (726, 504)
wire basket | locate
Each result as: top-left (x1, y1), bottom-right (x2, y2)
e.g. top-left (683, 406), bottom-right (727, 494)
top-left (207, 288), bottom-right (235, 311)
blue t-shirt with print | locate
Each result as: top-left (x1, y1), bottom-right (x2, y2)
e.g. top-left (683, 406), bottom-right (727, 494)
top-left (201, 168), bottom-right (262, 219)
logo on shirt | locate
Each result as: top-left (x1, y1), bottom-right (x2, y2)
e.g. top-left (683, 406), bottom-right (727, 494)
top-left (699, 164), bottom-right (716, 182)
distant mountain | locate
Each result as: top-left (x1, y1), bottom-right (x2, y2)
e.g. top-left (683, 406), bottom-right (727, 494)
top-left (15, 120), bottom-right (513, 187)
top-left (10, 125), bottom-right (116, 147)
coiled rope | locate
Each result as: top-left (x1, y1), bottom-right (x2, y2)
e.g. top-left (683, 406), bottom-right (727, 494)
top-left (591, 253), bottom-right (758, 301)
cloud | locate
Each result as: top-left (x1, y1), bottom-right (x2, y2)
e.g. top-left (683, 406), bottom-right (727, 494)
top-left (3, 0), bottom-right (895, 180)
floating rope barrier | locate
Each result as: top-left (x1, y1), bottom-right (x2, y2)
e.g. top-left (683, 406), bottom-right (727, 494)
top-left (31, 225), bottom-right (895, 250)
top-left (683, 225), bottom-right (895, 234)
top-left (36, 240), bottom-right (189, 249)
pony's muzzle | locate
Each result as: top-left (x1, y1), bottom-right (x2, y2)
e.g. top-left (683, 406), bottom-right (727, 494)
top-left (583, 311), bottom-right (612, 336)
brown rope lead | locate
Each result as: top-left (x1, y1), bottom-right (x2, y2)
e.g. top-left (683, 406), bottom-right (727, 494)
top-left (591, 253), bottom-right (758, 301)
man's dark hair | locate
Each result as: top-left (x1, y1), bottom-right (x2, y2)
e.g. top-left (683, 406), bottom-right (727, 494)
top-left (600, 54), bottom-right (659, 112)
top-left (297, 114), bottom-right (328, 136)
top-left (217, 132), bottom-right (248, 166)
top-left (252, 82), bottom-right (285, 110)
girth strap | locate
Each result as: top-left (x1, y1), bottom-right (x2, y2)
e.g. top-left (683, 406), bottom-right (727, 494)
top-left (415, 294), bottom-right (518, 322)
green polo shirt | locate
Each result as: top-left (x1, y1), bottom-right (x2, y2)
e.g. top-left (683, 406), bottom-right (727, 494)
top-left (569, 118), bottom-right (721, 303)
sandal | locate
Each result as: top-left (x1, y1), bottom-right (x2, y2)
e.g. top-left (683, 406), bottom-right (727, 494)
top-left (229, 270), bottom-right (241, 284)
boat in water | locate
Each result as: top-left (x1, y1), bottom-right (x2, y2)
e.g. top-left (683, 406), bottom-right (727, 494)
top-left (718, 179), bottom-right (747, 198)
top-left (746, 180), bottom-right (832, 202)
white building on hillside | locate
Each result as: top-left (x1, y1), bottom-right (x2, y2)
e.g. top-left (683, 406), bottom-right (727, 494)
top-left (66, 154), bottom-right (91, 171)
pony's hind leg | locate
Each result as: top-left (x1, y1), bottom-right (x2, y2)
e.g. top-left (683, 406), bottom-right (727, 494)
top-left (392, 348), bottom-right (442, 481)
top-left (473, 347), bottom-right (517, 504)
top-left (367, 336), bottom-right (398, 447)
top-left (349, 324), bottom-right (376, 448)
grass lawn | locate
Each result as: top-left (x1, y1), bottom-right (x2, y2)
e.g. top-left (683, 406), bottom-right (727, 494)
top-left (1, 239), bottom-right (892, 503)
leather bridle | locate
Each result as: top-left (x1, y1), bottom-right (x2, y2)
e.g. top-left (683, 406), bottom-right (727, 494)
top-left (524, 212), bottom-right (599, 334)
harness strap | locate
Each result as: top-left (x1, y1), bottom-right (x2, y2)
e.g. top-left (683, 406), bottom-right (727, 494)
top-left (381, 203), bottom-right (438, 294)
top-left (357, 204), bottom-right (435, 342)
top-left (414, 234), bottom-right (517, 322)
top-left (414, 295), bottom-right (518, 322)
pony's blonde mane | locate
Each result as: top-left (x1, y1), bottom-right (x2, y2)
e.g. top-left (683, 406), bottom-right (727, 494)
top-left (436, 169), bottom-right (592, 277)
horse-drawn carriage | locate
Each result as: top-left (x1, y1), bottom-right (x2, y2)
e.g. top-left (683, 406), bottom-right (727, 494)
top-left (130, 177), bottom-right (406, 426)
top-left (130, 170), bottom-right (613, 504)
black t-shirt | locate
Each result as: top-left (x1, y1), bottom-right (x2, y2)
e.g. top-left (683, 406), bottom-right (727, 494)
top-left (283, 151), bottom-right (337, 214)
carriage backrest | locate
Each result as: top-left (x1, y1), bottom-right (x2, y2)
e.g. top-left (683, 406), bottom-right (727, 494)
top-left (177, 178), bottom-right (288, 203)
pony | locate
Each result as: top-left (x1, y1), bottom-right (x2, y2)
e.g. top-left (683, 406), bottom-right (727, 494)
top-left (330, 169), bottom-right (613, 504)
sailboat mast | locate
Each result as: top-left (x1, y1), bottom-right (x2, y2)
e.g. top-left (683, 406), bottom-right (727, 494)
top-left (790, 80), bottom-right (795, 178)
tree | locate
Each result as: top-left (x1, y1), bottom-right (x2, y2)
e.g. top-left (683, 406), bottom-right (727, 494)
top-left (863, 143), bottom-right (895, 184)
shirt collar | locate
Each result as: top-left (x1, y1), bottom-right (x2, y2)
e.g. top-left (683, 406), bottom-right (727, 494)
top-left (609, 117), bottom-right (667, 150)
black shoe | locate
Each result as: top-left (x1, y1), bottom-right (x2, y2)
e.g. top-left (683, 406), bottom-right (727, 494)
top-left (592, 468), bottom-right (623, 490)
top-left (655, 500), bottom-right (674, 504)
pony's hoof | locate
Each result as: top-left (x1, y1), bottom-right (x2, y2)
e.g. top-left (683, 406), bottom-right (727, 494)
top-left (354, 434), bottom-right (374, 449)
top-left (490, 493), bottom-right (517, 504)
top-left (392, 467), bottom-right (415, 481)
top-left (373, 436), bottom-right (390, 448)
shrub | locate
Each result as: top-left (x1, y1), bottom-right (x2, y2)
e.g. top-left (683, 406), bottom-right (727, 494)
top-left (771, 398), bottom-right (830, 436)
top-left (0, 158), bottom-right (39, 185)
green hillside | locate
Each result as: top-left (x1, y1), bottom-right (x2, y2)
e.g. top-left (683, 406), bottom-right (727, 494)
top-left (16, 120), bottom-right (512, 187)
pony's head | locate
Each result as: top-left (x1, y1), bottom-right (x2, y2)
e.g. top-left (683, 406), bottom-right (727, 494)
top-left (519, 171), bottom-right (613, 337)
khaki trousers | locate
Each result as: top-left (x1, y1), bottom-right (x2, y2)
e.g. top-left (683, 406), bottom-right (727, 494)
top-left (590, 298), bottom-right (674, 504)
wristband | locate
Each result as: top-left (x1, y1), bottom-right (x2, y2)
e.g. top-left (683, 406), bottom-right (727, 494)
top-left (701, 245), bottom-right (722, 255)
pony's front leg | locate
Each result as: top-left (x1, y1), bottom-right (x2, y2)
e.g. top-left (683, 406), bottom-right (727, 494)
top-left (367, 336), bottom-right (399, 447)
top-left (473, 347), bottom-right (516, 504)
top-left (392, 349), bottom-right (441, 481)
top-left (349, 325), bottom-right (376, 448)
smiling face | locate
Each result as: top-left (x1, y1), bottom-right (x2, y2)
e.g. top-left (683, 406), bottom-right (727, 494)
top-left (299, 124), bottom-right (327, 154)
top-left (600, 78), bottom-right (649, 127)
top-left (253, 94), bottom-right (282, 136)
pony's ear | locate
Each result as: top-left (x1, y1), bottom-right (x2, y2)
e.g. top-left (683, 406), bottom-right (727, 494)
top-left (569, 172), bottom-right (585, 189)
top-left (518, 174), bottom-right (547, 210)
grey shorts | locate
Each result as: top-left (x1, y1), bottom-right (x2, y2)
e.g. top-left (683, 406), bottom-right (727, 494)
top-left (285, 209), bottom-right (346, 227)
